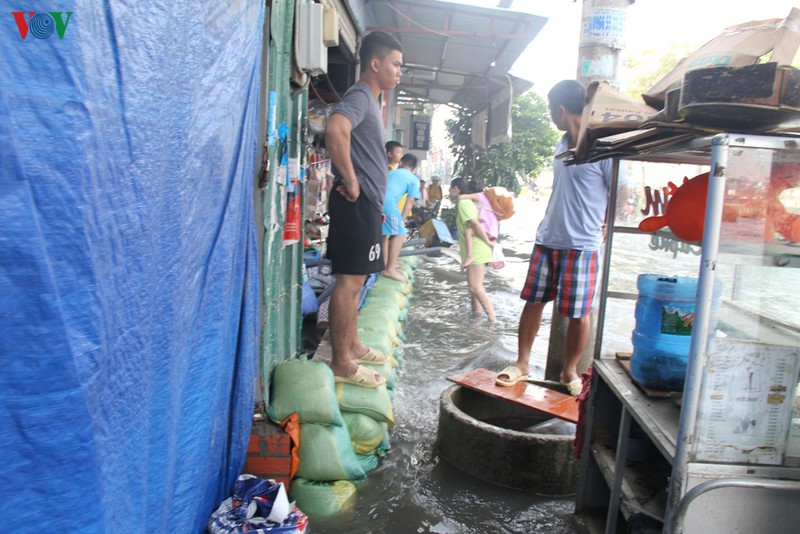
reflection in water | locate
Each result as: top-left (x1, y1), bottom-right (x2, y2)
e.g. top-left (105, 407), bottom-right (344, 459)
top-left (310, 198), bottom-right (578, 533)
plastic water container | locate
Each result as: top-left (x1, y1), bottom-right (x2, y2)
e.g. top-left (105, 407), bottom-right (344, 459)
top-left (630, 274), bottom-right (721, 391)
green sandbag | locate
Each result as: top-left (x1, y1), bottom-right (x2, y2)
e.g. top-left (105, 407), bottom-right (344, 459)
top-left (357, 453), bottom-right (379, 474)
top-left (357, 329), bottom-right (395, 359)
top-left (397, 263), bottom-right (415, 284)
top-left (372, 275), bottom-right (412, 295)
top-left (362, 294), bottom-right (407, 315)
top-left (396, 320), bottom-right (406, 343)
top-left (399, 255), bottom-right (419, 268)
top-left (359, 300), bottom-right (401, 324)
top-left (391, 348), bottom-right (404, 366)
top-left (289, 478), bottom-right (357, 517)
top-left (336, 382), bottom-right (395, 425)
top-left (377, 431), bottom-right (391, 453)
top-left (268, 356), bottom-right (343, 426)
top-left (296, 423), bottom-right (365, 482)
top-left (365, 286), bottom-right (408, 308)
top-left (342, 412), bottom-right (388, 455)
top-left (358, 314), bottom-right (401, 346)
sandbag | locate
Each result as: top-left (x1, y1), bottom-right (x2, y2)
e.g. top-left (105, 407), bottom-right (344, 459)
top-left (372, 276), bottom-right (412, 295)
top-left (358, 315), bottom-right (402, 347)
top-left (391, 348), bottom-right (405, 367)
top-left (295, 423), bottom-right (365, 482)
top-left (335, 383), bottom-right (395, 425)
top-left (289, 478), bottom-right (357, 517)
top-left (357, 329), bottom-right (396, 359)
top-left (342, 412), bottom-right (388, 455)
top-left (356, 453), bottom-right (379, 474)
top-left (396, 263), bottom-right (415, 284)
top-left (359, 300), bottom-right (401, 324)
top-left (399, 255), bottom-right (419, 268)
top-left (268, 357), bottom-right (343, 426)
top-left (363, 289), bottom-right (407, 310)
top-left (377, 431), bottom-right (391, 454)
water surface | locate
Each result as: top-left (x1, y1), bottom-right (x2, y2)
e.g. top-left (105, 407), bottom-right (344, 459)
top-left (309, 198), bottom-right (578, 533)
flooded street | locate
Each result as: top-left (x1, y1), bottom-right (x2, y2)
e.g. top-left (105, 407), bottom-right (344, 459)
top-left (310, 197), bottom-right (579, 533)
top-left (308, 188), bottom-right (786, 533)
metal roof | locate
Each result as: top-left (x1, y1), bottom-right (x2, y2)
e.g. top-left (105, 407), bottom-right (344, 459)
top-left (365, 0), bottom-right (547, 113)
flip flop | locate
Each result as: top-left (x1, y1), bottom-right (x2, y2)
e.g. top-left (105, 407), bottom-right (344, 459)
top-left (495, 365), bottom-right (526, 387)
top-left (560, 378), bottom-right (583, 397)
top-left (334, 365), bottom-right (386, 388)
top-left (352, 347), bottom-right (390, 366)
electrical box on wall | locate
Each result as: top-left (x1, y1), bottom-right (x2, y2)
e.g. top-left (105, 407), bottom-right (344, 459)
top-left (298, 3), bottom-right (327, 76)
top-left (323, 7), bottom-right (339, 47)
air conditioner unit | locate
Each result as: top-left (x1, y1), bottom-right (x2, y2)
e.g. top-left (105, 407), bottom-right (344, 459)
top-left (297, 3), bottom-right (327, 76)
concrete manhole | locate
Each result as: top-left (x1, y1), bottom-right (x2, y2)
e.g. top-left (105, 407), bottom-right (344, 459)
top-left (435, 384), bottom-right (578, 495)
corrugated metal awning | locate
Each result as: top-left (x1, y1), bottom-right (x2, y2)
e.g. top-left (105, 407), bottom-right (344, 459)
top-left (366, 0), bottom-right (547, 112)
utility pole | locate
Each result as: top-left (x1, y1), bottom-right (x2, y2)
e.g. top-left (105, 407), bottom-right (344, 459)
top-left (544, 0), bottom-right (633, 385)
top-left (577, 0), bottom-right (633, 90)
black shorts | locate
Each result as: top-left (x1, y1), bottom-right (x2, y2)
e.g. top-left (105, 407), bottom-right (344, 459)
top-left (326, 188), bottom-right (385, 275)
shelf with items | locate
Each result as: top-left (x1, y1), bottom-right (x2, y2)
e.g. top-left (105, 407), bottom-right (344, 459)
top-left (578, 134), bottom-right (800, 534)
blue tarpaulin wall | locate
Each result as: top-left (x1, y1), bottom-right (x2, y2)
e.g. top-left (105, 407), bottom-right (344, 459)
top-left (0, 1), bottom-right (263, 531)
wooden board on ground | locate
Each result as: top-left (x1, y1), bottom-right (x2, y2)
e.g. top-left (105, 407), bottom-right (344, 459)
top-left (438, 247), bottom-right (461, 264)
top-left (447, 368), bottom-right (579, 423)
top-left (615, 353), bottom-right (673, 398)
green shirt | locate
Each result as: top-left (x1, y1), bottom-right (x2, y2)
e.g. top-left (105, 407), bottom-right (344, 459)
top-left (456, 199), bottom-right (491, 264)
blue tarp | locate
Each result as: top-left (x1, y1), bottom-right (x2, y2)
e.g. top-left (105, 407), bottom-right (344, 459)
top-left (0, 2), bottom-right (264, 531)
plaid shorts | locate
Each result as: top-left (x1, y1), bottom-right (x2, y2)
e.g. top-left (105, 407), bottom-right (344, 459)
top-left (520, 244), bottom-right (599, 318)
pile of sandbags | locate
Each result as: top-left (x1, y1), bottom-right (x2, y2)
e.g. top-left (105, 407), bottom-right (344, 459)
top-left (269, 256), bottom-right (419, 517)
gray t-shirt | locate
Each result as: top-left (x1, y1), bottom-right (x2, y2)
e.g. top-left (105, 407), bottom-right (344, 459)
top-left (330, 82), bottom-right (387, 212)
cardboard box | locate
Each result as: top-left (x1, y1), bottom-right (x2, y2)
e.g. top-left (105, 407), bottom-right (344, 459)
top-left (644, 8), bottom-right (800, 108)
top-left (569, 81), bottom-right (658, 163)
top-left (419, 218), bottom-right (454, 247)
top-left (679, 63), bottom-right (800, 130)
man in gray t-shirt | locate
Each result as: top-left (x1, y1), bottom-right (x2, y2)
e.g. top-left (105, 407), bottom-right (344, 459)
top-left (329, 83), bottom-right (388, 213)
top-left (324, 31), bottom-right (403, 388)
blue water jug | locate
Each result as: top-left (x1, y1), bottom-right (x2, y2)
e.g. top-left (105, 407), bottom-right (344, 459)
top-left (630, 274), bottom-right (721, 391)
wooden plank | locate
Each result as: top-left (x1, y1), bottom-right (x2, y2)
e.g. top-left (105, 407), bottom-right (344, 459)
top-left (447, 368), bottom-right (579, 423)
top-left (615, 353), bottom-right (673, 398)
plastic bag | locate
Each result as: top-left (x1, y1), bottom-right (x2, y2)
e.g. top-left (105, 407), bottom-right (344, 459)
top-left (208, 475), bottom-right (308, 533)
top-left (491, 244), bottom-right (506, 270)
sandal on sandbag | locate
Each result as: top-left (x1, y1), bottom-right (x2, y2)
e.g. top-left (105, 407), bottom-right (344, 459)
top-left (334, 365), bottom-right (386, 388)
top-left (352, 347), bottom-right (390, 365)
top-left (495, 365), bottom-right (526, 387)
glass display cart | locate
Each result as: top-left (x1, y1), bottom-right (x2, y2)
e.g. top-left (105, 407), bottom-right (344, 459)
top-left (575, 134), bottom-right (800, 534)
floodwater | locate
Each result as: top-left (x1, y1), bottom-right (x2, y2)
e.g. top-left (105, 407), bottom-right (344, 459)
top-left (307, 170), bottom-right (800, 533)
top-left (309, 197), bottom-right (579, 534)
